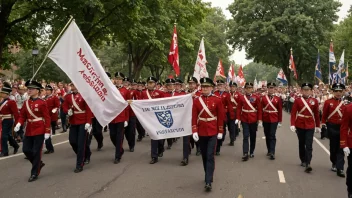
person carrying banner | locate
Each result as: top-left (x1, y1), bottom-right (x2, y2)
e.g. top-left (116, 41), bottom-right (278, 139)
top-left (43, 84), bottom-right (60, 154)
top-left (109, 72), bottom-right (129, 164)
top-left (261, 82), bottom-right (282, 160)
top-left (290, 83), bottom-right (321, 173)
top-left (14, 80), bottom-right (50, 182)
top-left (63, 82), bottom-right (93, 172)
top-left (229, 81), bottom-right (241, 145)
top-left (163, 78), bottom-right (177, 150)
top-left (236, 82), bottom-right (263, 161)
top-left (322, 83), bottom-right (346, 177)
top-left (141, 76), bottom-right (165, 164)
top-left (136, 80), bottom-right (146, 142)
top-left (0, 82), bottom-right (20, 157)
top-left (125, 78), bottom-right (138, 152)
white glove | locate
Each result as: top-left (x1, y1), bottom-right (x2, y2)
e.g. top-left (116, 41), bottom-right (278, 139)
top-left (44, 133), bottom-right (50, 140)
top-left (258, 121), bottom-right (263, 128)
top-left (87, 126), bottom-right (92, 134)
top-left (290, 126), bottom-right (296, 132)
top-left (217, 133), bottom-right (223, 140)
top-left (52, 108), bottom-right (58, 113)
top-left (278, 123), bottom-right (282, 128)
top-left (14, 123), bottom-right (21, 132)
top-left (85, 123), bottom-right (91, 130)
top-left (238, 121), bottom-right (241, 127)
top-left (124, 121), bottom-right (128, 127)
top-left (344, 147), bottom-right (350, 156)
top-left (235, 119), bottom-right (239, 124)
top-left (322, 124), bottom-right (326, 128)
top-left (315, 127), bottom-right (321, 133)
top-left (68, 109), bottom-right (73, 116)
top-left (192, 132), bottom-right (199, 142)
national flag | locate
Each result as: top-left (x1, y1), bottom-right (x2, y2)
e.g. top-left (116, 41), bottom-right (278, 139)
top-left (315, 51), bottom-right (322, 83)
top-left (168, 24), bottom-right (180, 76)
top-left (277, 69), bottom-right (288, 84)
top-left (289, 49), bottom-right (298, 79)
top-left (329, 41), bottom-right (337, 84)
top-left (193, 38), bottom-right (208, 81)
top-left (236, 65), bottom-right (246, 87)
top-left (48, 21), bottom-right (128, 126)
top-left (337, 50), bottom-right (346, 84)
top-left (227, 64), bottom-right (235, 84)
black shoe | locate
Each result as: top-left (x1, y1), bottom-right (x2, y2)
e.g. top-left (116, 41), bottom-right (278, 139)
top-left (44, 150), bottom-right (54, 154)
top-left (305, 165), bottom-right (312, 173)
top-left (266, 152), bottom-right (270, 156)
top-left (215, 152), bottom-right (220, 156)
top-left (331, 165), bottom-right (337, 172)
top-left (14, 145), bottom-right (20, 154)
top-left (250, 154), bottom-right (254, 158)
top-left (242, 153), bottom-right (249, 161)
top-left (300, 162), bottom-right (306, 167)
top-left (130, 148), bottom-right (134, 152)
top-left (229, 141), bottom-right (234, 146)
top-left (28, 175), bottom-right (38, 182)
top-left (97, 142), bottom-right (103, 151)
top-left (40, 162), bottom-right (45, 170)
top-left (196, 151), bottom-right (201, 156)
top-left (0, 153), bottom-right (9, 157)
top-left (158, 152), bottom-right (163, 157)
top-left (167, 145), bottom-right (171, 150)
top-left (150, 157), bottom-right (158, 164)
top-left (84, 159), bottom-right (90, 165)
top-left (114, 158), bottom-right (120, 164)
top-left (204, 183), bottom-right (212, 191)
top-left (180, 159), bottom-right (188, 166)
top-left (270, 154), bottom-right (275, 160)
top-left (74, 167), bottom-right (83, 173)
top-left (137, 138), bottom-right (142, 142)
top-left (337, 170), bottom-right (346, 178)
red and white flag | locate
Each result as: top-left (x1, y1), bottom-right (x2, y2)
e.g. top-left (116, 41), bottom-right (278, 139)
top-left (289, 50), bottom-right (298, 79)
top-left (48, 21), bottom-right (128, 126)
top-left (193, 38), bottom-right (208, 81)
top-left (236, 65), bottom-right (246, 87)
top-left (227, 63), bottom-right (235, 83)
top-left (214, 59), bottom-right (226, 81)
top-left (168, 25), bottom-right (180, 76)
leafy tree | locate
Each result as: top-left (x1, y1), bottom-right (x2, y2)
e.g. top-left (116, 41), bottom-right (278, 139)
top-left (243, 62), bottom-right (280, 83)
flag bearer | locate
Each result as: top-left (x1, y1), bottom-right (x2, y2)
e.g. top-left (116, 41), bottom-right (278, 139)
top-left (192, 77), bottom-right (224, 191)
top-left (322, 83), bottom-right (346, 177)
top-left (290, 83), bottom-right (321, 173)
top-left (236, 82), bottom-right (262, 161)
top-left (228, 81), bottom-right (241, 144)
top-left (261, 82), bottom-right (282, 160)
top-left (14, 80), bottom-right (50, 182)
top-left (63, 82), bottom-right (92, 172)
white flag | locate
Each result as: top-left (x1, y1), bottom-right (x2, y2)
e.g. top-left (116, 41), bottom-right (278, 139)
top-left (48, 21), bottom-right (128, 126)
top-left (130, 94), bottom-right (192, 140)
top-left (193, 38), bottom-right (208, 81)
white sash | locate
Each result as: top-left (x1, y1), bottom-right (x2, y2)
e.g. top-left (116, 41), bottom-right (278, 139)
top-left (230, 93), bottom-right (237, 106)
top-left (327, 100), bottom-right (344, 120)
top-left (0, 100), bottom-right (8, 112)
top-left (263, 95), bottom-right (278, 112)
top-left (199, 96), bottom-right (216, 118)
top-left (71, 94), bottom-right (83, 112)
top-left (300, 98), bottom-right (316, 124)
top-left (26, 100), bottom-right (40, 119)
top-left (243, 95), bottom-right (257, 112)
top-left (146, 90), bottom-right (152, 99)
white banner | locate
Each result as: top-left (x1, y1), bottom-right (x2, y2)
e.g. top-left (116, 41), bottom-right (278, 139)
top-left (48, 21), bottom-right (128, 126)
top-left (193, 38), bottom-right (208, 81)
top-left (130, 94), bottom-right (193, 140)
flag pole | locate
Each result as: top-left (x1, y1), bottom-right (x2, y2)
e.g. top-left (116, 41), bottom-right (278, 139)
top-left (31, 16), bottom-right (75, 81)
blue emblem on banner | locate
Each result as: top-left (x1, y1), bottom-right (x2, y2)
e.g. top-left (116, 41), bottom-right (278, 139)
top-left (155, 110), bottom-right (174, 128)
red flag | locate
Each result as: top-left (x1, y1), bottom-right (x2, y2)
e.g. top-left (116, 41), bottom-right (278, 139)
top-left (236, 65), bottom-right (246, 87)
top-left (168, 25), bottom-right (180, 76)
top-left (214, 59), bottom-right (226, 78)
top-left (289, 49), bottom-right (298, 79)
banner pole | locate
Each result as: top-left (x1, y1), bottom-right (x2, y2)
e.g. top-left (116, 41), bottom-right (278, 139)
top-left (31, 16), bottom-right (74, 81)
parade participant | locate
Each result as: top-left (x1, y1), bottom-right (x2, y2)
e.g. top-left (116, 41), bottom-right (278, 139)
top-left (136, 80), bottom-right (145, 142)
top-left (163, 78), bottom-right (176, 149)
top-left (229, 81), bottom-right (241, 144)
top-left (15, 84), bottom-right (28, 140)
top-left (109, 72), bottom-right (129, 164)
top-left (125, 78), bottom-right (138, 152)
top-left (192, 77), bottom-right (224, 191)
top-left (320, 88), bottom-right (330, 139)
top-left (261, 82), bottom-right (282, 160)
top-left (62, 82), bottom-right (92, 172)
top-left (187, 76), bottom-right (201, 156)
top-left (9, 84), bottom-right (19, 101)
top-left (322, 83), bottom-right (346, 177)
top-left (0, 82), bottom-right (20, 157)
top-left (14, 80), bottom-right (50, 182)
top-left (57, 82), bottom-right (67, 133)
top-left (141, 76), bottom-right (165, 164)
top-left (236, 82), bottom-right (262, 161)
top-left (43, 85), bottom-right (60, 154)
top-left (213, 79), bottom-right (234, 155)
top-left (290, 83), bottom-right (321, 173)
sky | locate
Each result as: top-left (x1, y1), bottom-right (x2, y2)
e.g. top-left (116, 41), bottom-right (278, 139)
top-left (204, 0), bottom-right (352, 66)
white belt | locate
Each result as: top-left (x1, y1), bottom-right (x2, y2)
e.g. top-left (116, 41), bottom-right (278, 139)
top-left (199, 117), bottom-right (217, 122)
top-left (263, 110), bottom-right (278, 113)
top-left (74, 111), bottom-right (86, 114)
top-left (242, 109), bottom-right (257, 113)
top-left (297, 114), bottom-right (312, 118)
top-left (0, 114), bottom-right (12, 120)
top-left (28, 118), bottom-right (43, 122)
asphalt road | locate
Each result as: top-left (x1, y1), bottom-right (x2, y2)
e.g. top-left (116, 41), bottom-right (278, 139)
top-left (0, 112), bottom-right (347, 198)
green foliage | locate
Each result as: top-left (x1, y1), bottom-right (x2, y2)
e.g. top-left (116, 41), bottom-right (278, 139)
top-left (242, 62), bottom-right (280, 83)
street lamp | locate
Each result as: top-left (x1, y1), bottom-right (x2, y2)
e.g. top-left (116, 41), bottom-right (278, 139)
top-left (32, 48), bottom-right (39, 76)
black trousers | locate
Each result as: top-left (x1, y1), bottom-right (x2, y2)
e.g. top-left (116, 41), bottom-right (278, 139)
top-left (327, 123), bottom-right (345, 170)
top-left (151, 139), bottom-right (164, 158)
top-left (136, 119), bottom-right (145, 139)
top-left (296, 128), bottom-right (314, 165)
top-left (51, 121), bottom-right (57, 135)
top-left (347, 153), bottom-right (352, 193)
top-left (60, 109), bottom-right (67, 131)
top-left (190, 136), bottom-right (200, 152)
top-left (199, 135), bottom-right (217, 184)
top-left (1, 119), bottom-right (18, 154)
top-left (23, 134), bottom-right (44, 176)
top-left (45, 121), bottom-right (57, 151)
top-left (125, 117), bottom-right (136, 149)
top-left (109, 122), bottom-right (124, 160)
top-left (69, 124), bottom-right (90, 169)
top-left (242, 122), bottom-right (258, 154)
top-left (321, 124), bottom-right (328, 139)
top-left (229, 119), bottom-right (238, 142)
top-left (183, 136), bottom-right (190, 159)
top-left (216, 113), bottom-right (230, 152)
top-left (91, 118), bottom-right (103, 146)
top-left (263, 122), bottom-right (278, 154)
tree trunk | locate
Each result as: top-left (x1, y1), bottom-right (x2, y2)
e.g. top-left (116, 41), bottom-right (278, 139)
top-left (0, 1), bottom-right (16, 67)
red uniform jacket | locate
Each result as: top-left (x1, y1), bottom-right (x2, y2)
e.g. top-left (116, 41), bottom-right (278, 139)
top-left (19, 98), bottom-right (51, 136)
top-left (45, 95), bottom-right (60, 122)
top-left (62, 93), bottom-right (92, 125)
top-left (261, 95), bottom-right (283, 123)
top-left (237, 94), bottom-right (262, 124)
top-left (213, 91), bottom-right (235, 120)
top-left (111, 86), bottom-right (129, 123)
top-left (290, 97), bottom-right (320, 129)
top-left (192, 94), bottom-right (224, 136)
top-left (141, 89), bottom-right (165, 99)
top-left (322, 98), bottom-right (345, 125)
top-left (0, 98), bottom-right (19, 123)
top-left (163, 91), bottom-right (174, 98)
top-left (340, 103), bottom-right (352, 148)
top-left (230, 91), bottom-right (241, 120)
top-left (188, 89), bottom-right (201, 98)
top-left (127, 89), bottom-right (138, 118)
top-left (173, 90), bottom-right (186, 96)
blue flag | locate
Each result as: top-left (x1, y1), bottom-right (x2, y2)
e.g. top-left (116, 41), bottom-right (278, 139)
top-left (315, 51), bottom-right (322, 83)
